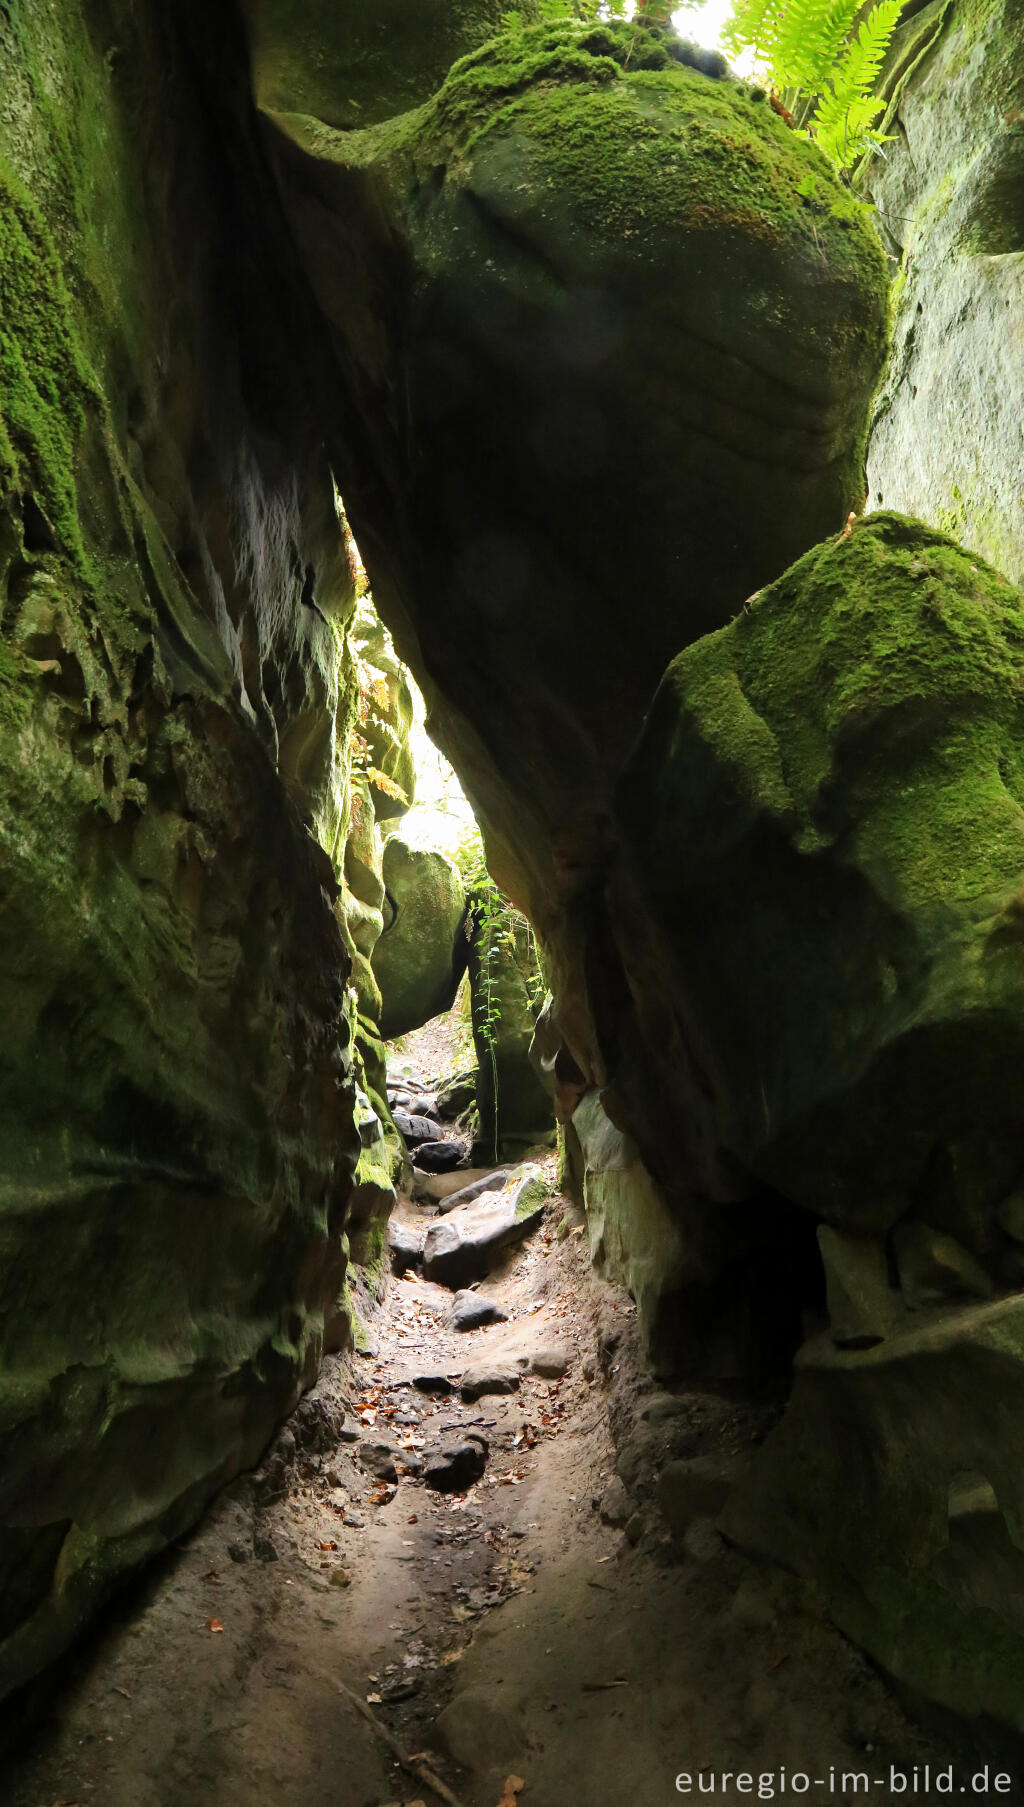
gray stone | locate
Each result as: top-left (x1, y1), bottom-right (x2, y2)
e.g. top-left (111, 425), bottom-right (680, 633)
top-left (452, 1291), bottom-right (509, 1332)
top-left (413, 1372), bottom-right (456, 1396)
top-left (435, 1069), bottom-right (478, 1121)
top-left (572, 1090), bottom-right (690, 1374)
top-left (358, 1441), bottom-right (400, 1483)
top-left (423, 1433), bottom-right (489, 1493)
top-left (392, 1109), bottom-right (440, 1147)
top-left (413, 1139), bottom-right (465, 1174)
top-left (865, 0), bottom-right (1024, 589)
top-left (373, 833), bottom-right (468, 1040)
top-left (438, 1169), bottom-right (513, 1215)
top-left (412, 1165), bottom-right (495, 1204)
top-left (422, 1167), bottom-right (548, 1289)
top-left (460, 1363), bottom-right (524, 1403)
top-left (530, 1345), bottom-right (570, 1380)
top-left (388, 1218), bottom-right (424, 1276)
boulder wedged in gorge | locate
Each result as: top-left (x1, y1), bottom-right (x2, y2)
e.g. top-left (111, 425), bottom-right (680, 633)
top-left (0, 0), bottom-right (360, 1696)
top-left (373, 833), bottom-right (468, 1039)
top-left (613, 513), bottom-right (1024, 1238)
top-left (616, 509), bottom-right (1024, 1724)
top-left (260, 19), bottom-right (890, 933)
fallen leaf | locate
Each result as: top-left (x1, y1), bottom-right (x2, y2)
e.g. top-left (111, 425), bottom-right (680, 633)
top-left (496, 1776), bottom-right (526, 1807)
top-left (366, 1691), bottom-right (382, 1704)
top-left (207, 1618), bottom-right (224, 1633)
top-left (441, 1648), bottom-right (464, 1665)
top-left (317, 1539), bottom-right (338, 1551)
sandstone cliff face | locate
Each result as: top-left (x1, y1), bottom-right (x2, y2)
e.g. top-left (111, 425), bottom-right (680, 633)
top-left (0, 0), bottom-right (364, 1695)
top-left (866, 0), bottom-right (1024, 581)
top-left (11, 0), bottom-right (1024, 1740)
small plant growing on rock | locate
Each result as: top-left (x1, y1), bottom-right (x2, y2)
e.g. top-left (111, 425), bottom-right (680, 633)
top-left (722, 0), bottom-right (902, 170)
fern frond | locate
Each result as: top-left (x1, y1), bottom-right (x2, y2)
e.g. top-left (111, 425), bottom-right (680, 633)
top-left (722, 0), bottom-right (903, 170)
top-left (810, 0), bottom-right (902, 163)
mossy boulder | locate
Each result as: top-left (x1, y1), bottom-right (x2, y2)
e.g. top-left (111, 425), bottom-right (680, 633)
top-left (245, 0), bottom-right (543, 130)
top-left (373, 831), bottom-right (469, 1040)
top-left (261, 20), bottom-right (890, 933)
top-left (615, 512), bottom-right (1024, 1241)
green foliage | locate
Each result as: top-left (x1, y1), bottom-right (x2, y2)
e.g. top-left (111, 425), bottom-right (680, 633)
top-left (502, 1), bottom-right (632, 28)
top-left (455, 823), bottom-right (545, 1162)
top-left (721, 0), bottom-right (902, 170)
top-left (811, 1), bottom-right (902, 168)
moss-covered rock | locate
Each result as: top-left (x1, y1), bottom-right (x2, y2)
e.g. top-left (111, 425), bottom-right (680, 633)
top-left (245, 0), bottom-right (542, 130)
top-left (615, 512), bottom-right (1024, 1241)
top-left (373, 832), bottom-right (469, 1040)
top-left (0, 0), bottom-right (360, 1698)
top-left (261, 19), bottom-right (890, 940)
top-left (350, 597), bottom-right (416, 824)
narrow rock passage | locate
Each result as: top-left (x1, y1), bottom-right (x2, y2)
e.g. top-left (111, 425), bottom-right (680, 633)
top-left (7, 1126), bottom-right (961, 1807)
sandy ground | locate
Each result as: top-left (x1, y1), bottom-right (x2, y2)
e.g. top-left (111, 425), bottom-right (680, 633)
top-left (2, 1118), bottom-right (985, 1807)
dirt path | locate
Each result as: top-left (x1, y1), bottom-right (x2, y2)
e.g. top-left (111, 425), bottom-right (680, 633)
top-left (5, 1155), bottom-right (963, 1807)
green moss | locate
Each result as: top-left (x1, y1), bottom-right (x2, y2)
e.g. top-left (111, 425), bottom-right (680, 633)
top-left (0, 157), bottom-right (95, 571)
top-left (667, 513), bottom-right (1024, 907)
top-left (420, 20), bottom-right (883, 275)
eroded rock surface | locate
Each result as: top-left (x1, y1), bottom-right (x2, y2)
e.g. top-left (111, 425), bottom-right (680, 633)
top-left (0, 0), bottom-right (365, 1696)
top-left (866, 0), bottom-right (1024, 583)
top-left (374, 832), bottom-right (468, 1039)
top-left (262, 18), bottom-right (889, 940)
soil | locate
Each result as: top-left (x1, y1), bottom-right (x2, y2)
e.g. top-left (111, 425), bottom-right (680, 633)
top-left (3, 1049), bottom-right (966, 1807)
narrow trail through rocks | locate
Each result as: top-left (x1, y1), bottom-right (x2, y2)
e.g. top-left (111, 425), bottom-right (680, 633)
top-left (6, 1052), bottom-right (961, 1807)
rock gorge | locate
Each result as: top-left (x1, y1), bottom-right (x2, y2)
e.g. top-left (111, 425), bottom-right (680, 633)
top-left (2, 0), bottom-right (1024, 1749)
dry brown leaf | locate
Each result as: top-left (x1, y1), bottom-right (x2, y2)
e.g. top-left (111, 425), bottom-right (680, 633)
top-left (207, 1618), bottom-right (224, 1633)
top-left (496, 1777), bottom-right (526, 1807)
top-left (366, 1691), bottom-right (382, 1704)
